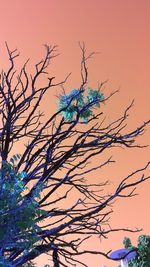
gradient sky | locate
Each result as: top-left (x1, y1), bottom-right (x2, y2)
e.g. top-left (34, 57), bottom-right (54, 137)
top-left (0, 1), bottom-right (150, 266)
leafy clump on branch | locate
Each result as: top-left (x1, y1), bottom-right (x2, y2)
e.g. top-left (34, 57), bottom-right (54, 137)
top-left (123, 235), bottom-right (150, 266)
top-left (0, 156), bottom-right (46, 267)
top-left (58, 87), bottom-right (104, 122)
top-left (0, 42), bottom-right (149, 267)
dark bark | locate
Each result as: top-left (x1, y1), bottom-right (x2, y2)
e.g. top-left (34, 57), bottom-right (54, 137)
top-left (53, 248), bottom-right (60, 267)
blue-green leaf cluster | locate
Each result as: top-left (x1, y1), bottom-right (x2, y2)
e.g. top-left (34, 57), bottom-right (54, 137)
top-left (57, 88), bottom-right (104, 123)
top-left (0, 155), bottom-right (47, 265)
top-left (123, 235), bottom-right (150, 267)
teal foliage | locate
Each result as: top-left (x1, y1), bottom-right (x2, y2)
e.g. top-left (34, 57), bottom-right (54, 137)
top-left (0, 155), bottom-right (47, 266)
top-left (57, 87), bottom-right (104, 123)
top-left (123, 237), bottom-right (134, 249)
top-left (123, 235), bottom-right (150, 266)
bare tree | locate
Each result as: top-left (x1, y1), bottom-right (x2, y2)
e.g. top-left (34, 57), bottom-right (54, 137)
top-left (0, 43), bottom-right (149, 267)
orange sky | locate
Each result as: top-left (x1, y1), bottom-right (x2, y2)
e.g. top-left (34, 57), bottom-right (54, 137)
top-left (0, 1), bottom-right (150, 266)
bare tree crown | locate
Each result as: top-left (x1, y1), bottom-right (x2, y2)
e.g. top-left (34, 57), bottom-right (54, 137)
top-left (0, 43), bottom-right (149, 267)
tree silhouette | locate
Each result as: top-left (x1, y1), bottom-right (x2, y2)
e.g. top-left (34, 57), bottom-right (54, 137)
top-left (0, 43), bottom-right (149, 267)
